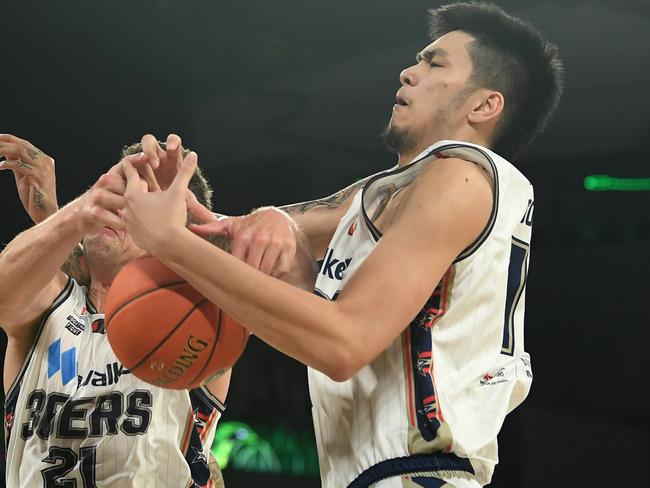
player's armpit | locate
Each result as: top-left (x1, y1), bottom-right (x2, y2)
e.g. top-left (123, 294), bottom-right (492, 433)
top-left (282, 174), bottom-right (374, 259)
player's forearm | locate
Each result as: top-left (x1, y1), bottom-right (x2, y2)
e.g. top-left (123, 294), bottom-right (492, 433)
top-left (0, 201), bottom-right (84, 315)
top-left (157, 228), bottom-right (355, 380)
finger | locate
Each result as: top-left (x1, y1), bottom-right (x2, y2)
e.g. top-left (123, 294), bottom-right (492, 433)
top-left (0, 159), bottom-right (32, 173)
top-left (271, 249), bottom-right (293, 278)
top-left (95, 173), bottom-right (126, 195)
top-left (91, 188), bottom-right (125, 212)
top-left (259, 245), bottom-right (282, 275)
top-left (187, 217), bottom-right (232, 236)
top-left (245, 239), bottom-right (266, 270)
top-left (0, 143), bottom-right (37, 169)
top-left (187, 194), bottom-right (219, 224)
top-left (166, 133), bottom-right (183, 166)
top-left (230, 234), bottom-right (248, 261)
top-left (140, 134), bottom-right (163, 169)
top-left (169, 151), bottom-right (197, 193)
top-left (93, 208), bottom-right (127, 232)
top-left (188, 222), bottom-right (224, 237)
top-left (139, 163), bottom-right (161, 192)
top-left (122, 160), bottom-right (144, 193)
top-left (0, 134), bottom-right (35, 148)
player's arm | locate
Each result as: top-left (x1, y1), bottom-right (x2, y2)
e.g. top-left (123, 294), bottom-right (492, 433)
top-left (0, 167), bottom-right (132, 334)
top-left (0, 134), bottom-right (91, 287)
top-left (123, 157), bottom-right (492, 381)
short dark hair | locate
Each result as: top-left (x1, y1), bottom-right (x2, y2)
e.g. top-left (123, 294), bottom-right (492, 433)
top-left (428, 1), bottom-right (564, 159)
top-left (120, 142), bottom-right (213, 211)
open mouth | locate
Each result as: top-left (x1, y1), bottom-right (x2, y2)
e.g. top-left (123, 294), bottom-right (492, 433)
top-left (104, 226), bottom-right (119, 237)
top-left (395, 95), bottom-right (408, 106)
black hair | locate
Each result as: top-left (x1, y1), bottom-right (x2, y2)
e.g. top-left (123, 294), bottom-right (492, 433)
top-left (428, 1), bottom-right (564, 159)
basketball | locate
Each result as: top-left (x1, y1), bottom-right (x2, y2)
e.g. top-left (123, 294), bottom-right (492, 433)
top-left (105, 255), bottom-right (248, 389)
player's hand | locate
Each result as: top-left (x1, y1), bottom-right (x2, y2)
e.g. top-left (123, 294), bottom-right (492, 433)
top-left (188, 205), bottom-right (298, 278)
top-left (73, 154), bottom-right (147, 235)
top-left (139, 133), bottom-right (185, 190)
top-left (0, 134), bottom-right (58, 223)
top-left (121, 147), bottom-right (198, 253)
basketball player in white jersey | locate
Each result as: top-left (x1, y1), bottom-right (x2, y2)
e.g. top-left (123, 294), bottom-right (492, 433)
top-left (0, 137), bottom-right (232, 487)
top-left (123, 2), bottom-right (563, 487)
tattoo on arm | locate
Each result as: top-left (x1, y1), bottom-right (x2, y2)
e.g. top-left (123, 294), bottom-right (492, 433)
top-left (34, 188), bottom-right (45, 211)
top-left (61, 245), bottom-right (90, 287)
top-left (281, 176), bottom-right (372, 216)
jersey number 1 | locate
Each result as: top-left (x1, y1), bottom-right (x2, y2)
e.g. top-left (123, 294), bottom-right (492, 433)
top-left (501, 237), bottom-right (529, 356)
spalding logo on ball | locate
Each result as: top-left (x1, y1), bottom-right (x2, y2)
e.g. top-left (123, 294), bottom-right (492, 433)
top-left (104, 255), bottom-right (248, 389)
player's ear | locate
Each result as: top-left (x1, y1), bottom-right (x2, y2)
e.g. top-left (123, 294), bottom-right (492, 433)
top-left (467, 90), bottom-right (504, 125)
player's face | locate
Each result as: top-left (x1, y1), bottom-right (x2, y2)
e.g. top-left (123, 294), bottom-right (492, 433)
top-left (83, 227), bottom-right (146, 269)
top-left (384, 30), bottom-right (477, 154)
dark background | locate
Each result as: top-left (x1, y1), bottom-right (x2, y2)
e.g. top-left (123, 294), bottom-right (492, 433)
top-left (1, 0), bottom-right (649, 486)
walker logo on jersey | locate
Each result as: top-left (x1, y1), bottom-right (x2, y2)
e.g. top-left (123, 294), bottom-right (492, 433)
top-left (47, 339), bottom-right (77, 385)
top-left (77, 361), bottom-right (130, 388)
top-left (320, 248), bottom-right (353, 281)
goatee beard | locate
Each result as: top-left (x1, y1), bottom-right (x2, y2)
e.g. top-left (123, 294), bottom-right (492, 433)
top-left (380, 122), bottom-right (418, 155)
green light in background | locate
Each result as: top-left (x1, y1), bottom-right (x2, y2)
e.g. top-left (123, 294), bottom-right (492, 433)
top-left (583, 174), bottom-right (650, 191)
top-left (212, 421), bottom-right (319, 477)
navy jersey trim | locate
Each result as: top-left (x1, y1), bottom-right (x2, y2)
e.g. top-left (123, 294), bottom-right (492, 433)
top-left (359, 143), bottom-right (499, 262)
top-left (347, 453), bottom-right (475, 488)
top-left (194, 385), bottom-right (226, 414)
top-left (5, 277), bottom-right (75, 401)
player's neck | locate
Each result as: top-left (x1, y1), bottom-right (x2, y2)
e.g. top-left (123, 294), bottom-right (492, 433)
top-left (397, 130), bottom-right (491, 166)
top-left (87, 283), bottom-right (110, 313)
top-left (87, 267), bottom-right (121, 313)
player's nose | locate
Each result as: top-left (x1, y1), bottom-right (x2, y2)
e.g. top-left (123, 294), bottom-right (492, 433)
top-left (399, 65), bottom-right (418, 86)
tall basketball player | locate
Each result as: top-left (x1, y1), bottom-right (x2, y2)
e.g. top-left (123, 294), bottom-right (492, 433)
top-left (124, 3), bottom-right (563, 487)
top-left (0, 137), bottom-right (230, 487)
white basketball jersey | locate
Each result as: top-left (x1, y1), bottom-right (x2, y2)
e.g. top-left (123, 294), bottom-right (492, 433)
top-left (310, 140), bottom-right (534, 487)
top-left (4, 278), bottom-right (224, 488)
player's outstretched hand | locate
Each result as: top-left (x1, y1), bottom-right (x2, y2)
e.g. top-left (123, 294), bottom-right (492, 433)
top-left (188, 205), bottom-right (298, 278)
top-left (139, 133), bottom-right (185, 190)
top-left (122, 148), bottom-right (198, 253)
top-left (0, 134), bottom-right (58, 223)
top-left (73, 153), bottom-right (148, 236)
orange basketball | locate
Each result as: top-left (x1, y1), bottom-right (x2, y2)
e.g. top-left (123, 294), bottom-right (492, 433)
top-left (105, 255), bottom-right (248, 389)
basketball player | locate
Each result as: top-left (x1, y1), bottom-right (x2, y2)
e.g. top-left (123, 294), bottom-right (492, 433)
top-left (124, 2), bottom-right (563, 487)
top-left (0, 138), bottom-right (231, 487)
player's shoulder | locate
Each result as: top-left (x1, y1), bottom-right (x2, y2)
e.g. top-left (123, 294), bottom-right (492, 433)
top-left (412, 156), bottom-right (494, 201)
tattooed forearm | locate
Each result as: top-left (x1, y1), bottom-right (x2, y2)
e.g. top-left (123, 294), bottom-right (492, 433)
top-left (34, 188), bottom-right (45, 210)
top-left (282, 176), bottom-right (372, 216)
top-left (61, 245), bottom-right (90, 287)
